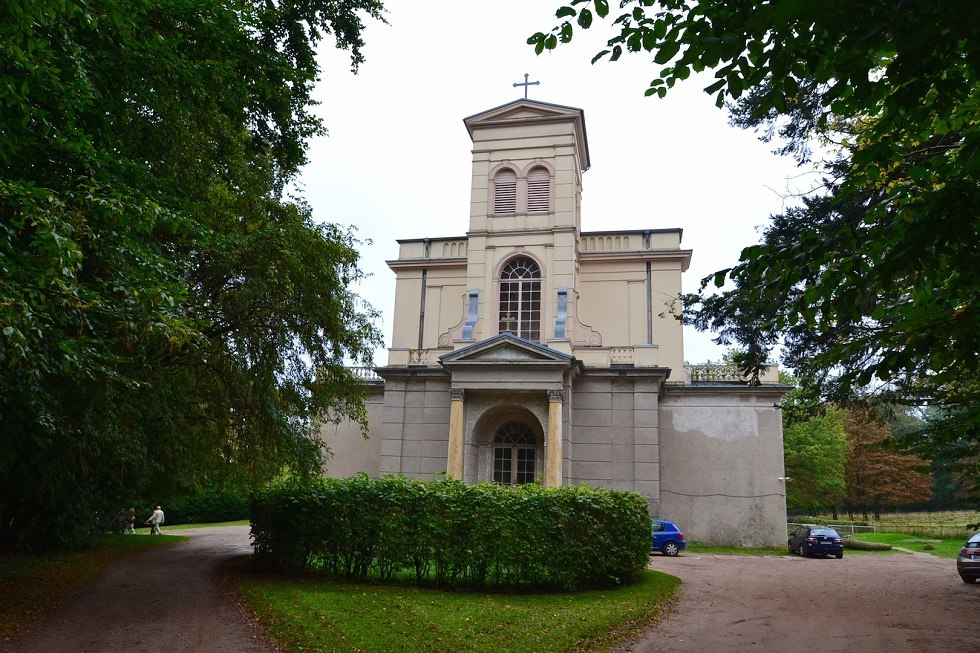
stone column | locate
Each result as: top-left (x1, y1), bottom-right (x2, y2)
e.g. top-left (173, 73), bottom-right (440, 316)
top-left (545, 389), bottom-right (564, 487)
top-left (447, 388), bottom-right (465, 480)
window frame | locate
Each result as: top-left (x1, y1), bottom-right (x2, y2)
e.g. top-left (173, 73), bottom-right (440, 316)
top-left (498, 256), bottom-right (542, 342)
top-left (491, 422), bottom-right (539, 485)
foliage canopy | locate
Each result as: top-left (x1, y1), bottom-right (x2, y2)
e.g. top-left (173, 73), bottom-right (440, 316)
top-left (531, 1), bottom-right (980, 467)
top-left (0, 0), bottom-right (385, 551)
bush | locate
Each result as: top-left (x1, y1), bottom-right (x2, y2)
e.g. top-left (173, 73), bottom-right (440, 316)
top-left (164, 488), bottom-right (250, 525)
top-left (251, 475), bottom-right (651, 591)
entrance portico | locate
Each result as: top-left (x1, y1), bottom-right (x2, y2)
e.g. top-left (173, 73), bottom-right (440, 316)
top-left (440, 334), bottom-right (577, 487)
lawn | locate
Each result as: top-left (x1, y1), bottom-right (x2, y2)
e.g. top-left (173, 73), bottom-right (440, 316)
top-left (238, 569), bottom-right (680, 653)
top-left (685, 543), bottom-right (786, 556)
top-left (0, 533), bottom-right (184, 637)
top-left (851, 532), bottom-right (967, 560)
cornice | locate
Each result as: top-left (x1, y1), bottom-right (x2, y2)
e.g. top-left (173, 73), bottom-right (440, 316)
top-left (387, 257), bottom-right (467, 271)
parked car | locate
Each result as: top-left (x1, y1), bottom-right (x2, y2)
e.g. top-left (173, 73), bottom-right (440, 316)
top-left (788, 525), bottom-right (844, 558)
top-left (652, 519), bottom-right (686, 556)
top-left (956, 532), bottom-right (980, 583)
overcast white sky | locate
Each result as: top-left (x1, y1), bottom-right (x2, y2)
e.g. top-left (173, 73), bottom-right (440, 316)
top-left (297, 1), bottom-right (815, 366)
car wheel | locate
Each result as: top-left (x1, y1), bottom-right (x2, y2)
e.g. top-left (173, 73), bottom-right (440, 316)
top-left (835, 552), bottom-right (843, 559)
top-left (799, 545), bottom-right (807, 558)
top-left (663, 541), bottom-right (680, 557)
top-left (962, 575), bottom-right (977, 584)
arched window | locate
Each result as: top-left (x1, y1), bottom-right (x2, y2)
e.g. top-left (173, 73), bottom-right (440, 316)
top-left (493, 168), bottom-right (517, 214)
top-left (498, 257), bottom-right (541, 342)
top-left (526, 166), bottom-right (550, 213)
top-left (493, 422), bottom-right (538, 484)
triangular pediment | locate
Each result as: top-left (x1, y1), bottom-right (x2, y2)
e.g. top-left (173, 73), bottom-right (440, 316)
top-left (440, 334), bottom-right (575, 367)
top-left (464, 99), bottom-right (583, 127)
top-left (463, 99), bottom-right (590, 171)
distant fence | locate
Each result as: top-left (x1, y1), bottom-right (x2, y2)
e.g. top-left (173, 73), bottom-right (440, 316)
top-left (787, 522), bottom-right (877, 536)
top-left (789, 519), bottom-right (977, 539)
top-left (873, 521), bottom-right (976, 539)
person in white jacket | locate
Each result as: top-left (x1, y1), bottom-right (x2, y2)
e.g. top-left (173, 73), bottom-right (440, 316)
top-left (146, 506), bottom-right (165, 535)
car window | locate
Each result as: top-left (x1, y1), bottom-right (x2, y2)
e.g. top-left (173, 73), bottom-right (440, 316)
top-left (652, 521), bottom-right (664, 532)
top-left (968, 534), bottom-right (980, 545)
top-left (811, 528), bottom-right (840, 537)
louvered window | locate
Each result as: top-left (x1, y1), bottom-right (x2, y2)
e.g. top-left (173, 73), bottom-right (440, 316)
top-left (527, 166), bottom-right (550, 213)
top-left (494, 168), bottom-right (517, 214)
top-left (498, 257), bottom-right (541, 342)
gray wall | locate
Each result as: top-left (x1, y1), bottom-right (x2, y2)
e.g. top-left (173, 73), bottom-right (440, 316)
top-left (659, 386), bottom-right (789, 547)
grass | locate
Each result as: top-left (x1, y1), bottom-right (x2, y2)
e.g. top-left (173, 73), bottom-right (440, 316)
top-left (849, 532), bottom-right (967, 560)
top-left (685, 543), bottom-right (786, 556)
top-left (238, 569), bottom-right (680, 653)
top-left (0, 533), bottom-right (184, 637)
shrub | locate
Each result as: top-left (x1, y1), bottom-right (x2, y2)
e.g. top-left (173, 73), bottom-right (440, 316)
top-left (164, 488), bottom-right (250, 525)
top-left (251, 475), bottom-right (651, 591)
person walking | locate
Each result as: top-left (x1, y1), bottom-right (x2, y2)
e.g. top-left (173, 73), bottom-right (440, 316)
top-left (146, 506), bottom-right (165, 535)
top-left (124, 508), bottom-right (137, 534)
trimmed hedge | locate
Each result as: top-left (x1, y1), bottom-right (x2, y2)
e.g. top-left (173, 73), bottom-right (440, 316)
top-left (251, 475), bottom-right (651, 590)
top-left (164, 488), bottom-right (250, 525)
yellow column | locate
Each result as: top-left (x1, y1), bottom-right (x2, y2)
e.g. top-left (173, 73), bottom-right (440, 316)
top-left (545, 389), bottom-right (564, 487)
top-left (447, 388), bottom-right (465, 480)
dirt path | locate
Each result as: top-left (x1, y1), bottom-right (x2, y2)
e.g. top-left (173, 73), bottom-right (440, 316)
top-left (0, 526), bottom-right (274, 653)
top-left (616, 550), bottom-right (979, 653)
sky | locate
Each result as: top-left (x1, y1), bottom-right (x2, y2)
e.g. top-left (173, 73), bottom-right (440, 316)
top-left (297, 1), bottom-right (816, 366)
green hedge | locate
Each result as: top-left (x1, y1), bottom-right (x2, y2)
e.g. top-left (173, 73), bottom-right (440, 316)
top-left (163, 488), bottom-right (250, 525)
top-left (250, 475), bottom-right (651, 590)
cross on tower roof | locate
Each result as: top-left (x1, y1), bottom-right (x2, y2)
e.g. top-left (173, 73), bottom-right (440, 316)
top-left (513, 73), bottom-right (540, 99)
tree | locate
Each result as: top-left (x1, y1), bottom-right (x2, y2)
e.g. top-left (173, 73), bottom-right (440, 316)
top-left (530, 1), bottom-right (980, 465)
top-left (0, 1), bottom-right (385, 551)
top-left (782, 400), bottom-right (848, 516)
top-left (842, 411), bottom-right (931, 520)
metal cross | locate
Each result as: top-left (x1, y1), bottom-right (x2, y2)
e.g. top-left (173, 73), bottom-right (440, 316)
top-left (513, 73), bottom-right (540, 99)
top-left (500, 313), bottom-right (518, 332)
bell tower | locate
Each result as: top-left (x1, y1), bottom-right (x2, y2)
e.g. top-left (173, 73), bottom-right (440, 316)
top-left (461, 100), bottom-right (591, 348)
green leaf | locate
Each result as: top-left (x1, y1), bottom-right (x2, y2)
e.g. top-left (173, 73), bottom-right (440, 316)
top-left (653, 40), bottom-right (680, 64)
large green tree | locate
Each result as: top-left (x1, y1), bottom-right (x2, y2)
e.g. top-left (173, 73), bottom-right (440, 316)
top-left (0, 0), bottom-right (385, 551)
top-left (782, 402), bottom-right (848, 516)
top-left (531, 1), bottom-right (980, 469)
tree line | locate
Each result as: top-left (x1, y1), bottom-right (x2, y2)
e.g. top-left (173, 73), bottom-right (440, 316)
top-left (1, 0), bottom-right (386, 552)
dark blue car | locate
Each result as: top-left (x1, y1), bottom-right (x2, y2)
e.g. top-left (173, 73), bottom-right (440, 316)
top-left (652, 519), bottom-right (687, 556)
top-left (788, 525), bottom-right (844, 558)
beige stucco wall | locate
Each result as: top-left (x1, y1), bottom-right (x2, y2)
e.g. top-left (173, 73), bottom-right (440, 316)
top-left (319, 385), bottom-right (384, 478)
top-left (658, 386), bottom-right (789, 547)
top-left (576, 255), bottom-right (687, 372)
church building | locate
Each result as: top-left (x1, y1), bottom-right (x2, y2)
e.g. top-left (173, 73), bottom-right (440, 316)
top-left (324, 98), bottom-right (790, 547)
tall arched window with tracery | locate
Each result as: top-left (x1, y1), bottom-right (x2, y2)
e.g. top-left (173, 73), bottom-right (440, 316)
top-left (493, 168), bottom-right (517, 214)
top-left (498, 257), bottom-right (541, 342)
top-left (526, 166), bottom-right (550, 213)
top-left (492, 422), bottom-right (538, 484)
